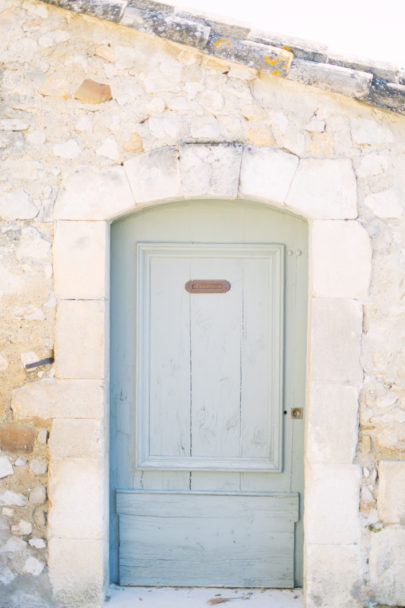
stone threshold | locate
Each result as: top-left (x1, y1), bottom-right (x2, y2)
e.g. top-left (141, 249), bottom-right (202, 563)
top-left (38, 0), bottom-right (405, 116)
top-left (105, 586), bottom-right (304, 607)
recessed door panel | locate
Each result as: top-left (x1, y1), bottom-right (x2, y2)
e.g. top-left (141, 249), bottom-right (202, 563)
top-left (136, 243), bottom-right (284, 472)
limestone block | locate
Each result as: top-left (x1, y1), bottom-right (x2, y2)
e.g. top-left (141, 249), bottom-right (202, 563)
top-left (157, 14), bottom-right (210, 49)
top-left (351, 118), bottom-right (394, 144)
top-left (48, 459), bottom-right (104, 539)
top-left (310, 298), bottom-right (363, 384)
top-left (74, 79), bottom-right (112, 104)
top-left (0, 119), bottom-right (29, 131)
top-left (306, 544), bottom-right (365, 608)
top-left (54, 166), bottom-right (135, 220)
top-left (378, 461), bottom-right (405, 524)
top-left (48, 538), bottom-right (103, 606)
top-left (49, 419), bottom-right (103, 460)
top-left (39, 75), bottom-right (70, 99)
top-left (0, 568), bottom-right (15, 585)
top-left (0, 491), bottom-right (26, 507)
top-left (53, 139), bottom-right (81, 159)
top-left (311, 221), bottom-right (371, 297)
top-left (306, 382), bottom-right (359, 464)
top-left (369, 80), bottom-right (405, 113)
top-left (30, 458), bottom-right (47, 475)
top-left (95, 45), bottom-right (115, 63)
top-left (0, 424), bottom-right (37, 453)
top-left (370, 525), bottom-right (405, 605)
top-left (55, 300), bottom-right (105, 380)
top-left (23, 556), bottom-right (44, 576)
top-left (364, 189), bottom-right (402, 218)
top-left (0, 189), bottom-right (38, 220)
top-left (38, 29), bottom-right (70, 48)
top-left (306, 464), bottom-right (361, 544)
top-left (29, 537), bottom-right (47, 549)
top-left (0, 537), bottom-right (27, 552)
top-left (179, 144), bottom-right (242, 199)
top-left (247, 125), bottom-right (275, 146)
top-left (54, 221), bottom-right (107, 299)
top-left (29, 486), bottom-right (47, 505)
top-left (0, 456), bottom-right (13, 479)
top-left (357, 151), bottom-right (390, 177)
top-left (15, 458), bottom-right (27, 466)
top-left (288, 59), bottom-right (372, 99)
top-left (286, 159), bottom-right (357, 219)
top-left (96, 137), bottom-right (119, 160)
top-left (12, 379), bottom-right (104, 419)
top-left (190, 115), bottom-right (220, 140)
top-left (239, 146), bottom-right (299, 205)
top-left (16, 227), bottom-right (51, 262)
top-left (11, 520), bottom-right (33, 536)
top-left (123, 132), bottom-right (144, 153)
top-left (125, 147), bottom-right (183, 205)
top-left (305, 117), bottom-right (325, 133)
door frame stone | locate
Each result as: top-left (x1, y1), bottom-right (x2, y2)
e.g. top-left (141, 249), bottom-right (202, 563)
top-left (47, 143), bottom-right (371, 606)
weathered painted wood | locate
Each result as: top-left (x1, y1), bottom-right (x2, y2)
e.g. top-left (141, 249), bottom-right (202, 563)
top-left (117, 490), bottom-right (298, 587)
top-left (190, 256), bottom-right (242, 461)
top-left (148, 256), bottom-right (191, 458)
top-left (110, 200), bottom-right (308, 586)
top-left (136, 243), bottom-right (284, 472)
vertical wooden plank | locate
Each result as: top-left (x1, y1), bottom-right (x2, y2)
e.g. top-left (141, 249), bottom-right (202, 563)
top-left (191, 471), bottom-right (241, 491)
top-left (190, 257), bottom-right (242, 459)
top-left (240, 256), bottom-right (272, 459)
top-left (148, 256), bottom-right (191, 459)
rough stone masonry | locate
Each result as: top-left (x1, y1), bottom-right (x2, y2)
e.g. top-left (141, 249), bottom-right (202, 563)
top-left (0, 0), bottom-right (405, 607)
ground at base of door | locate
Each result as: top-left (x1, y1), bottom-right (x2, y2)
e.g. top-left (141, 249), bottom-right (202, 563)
top-left (105, 586), bottom-right (304, 607)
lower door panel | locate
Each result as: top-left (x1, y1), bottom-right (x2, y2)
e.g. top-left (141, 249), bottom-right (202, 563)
top-left (116, 490), bottom-right (299, 587)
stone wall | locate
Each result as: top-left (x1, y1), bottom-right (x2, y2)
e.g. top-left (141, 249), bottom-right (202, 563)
top-left (0, 0), bottom-right (405, 606)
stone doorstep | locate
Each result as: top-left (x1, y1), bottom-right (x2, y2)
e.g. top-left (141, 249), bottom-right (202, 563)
top-left (104, 586), bottom-right (304, 607)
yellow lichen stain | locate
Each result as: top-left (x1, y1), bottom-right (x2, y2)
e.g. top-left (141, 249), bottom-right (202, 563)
top-left (265, 55), bottom-right (279, 66)
top-left (215, 38), bottom-right (232, 48)
top-left (265, 47), bottom-right (293, 75)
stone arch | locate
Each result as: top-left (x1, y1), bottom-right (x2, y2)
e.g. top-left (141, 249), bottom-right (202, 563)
top-left (46, 143), bottom-right (371, 606)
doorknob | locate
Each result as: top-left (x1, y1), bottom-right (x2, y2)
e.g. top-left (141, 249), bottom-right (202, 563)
top-left (291, 408), bottom-right (303, 419)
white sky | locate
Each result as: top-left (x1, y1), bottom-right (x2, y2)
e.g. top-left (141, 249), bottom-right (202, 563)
top-left (167, 0), bottom-right (405, 70)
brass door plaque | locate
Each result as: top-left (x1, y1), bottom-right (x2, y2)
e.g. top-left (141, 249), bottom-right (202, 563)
top-left (185, 280), bottom-right (231, 294)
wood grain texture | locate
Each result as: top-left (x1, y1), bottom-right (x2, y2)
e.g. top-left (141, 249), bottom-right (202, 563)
top-left (136, 243), bottom-right (284, 472)
top-left (117, 490), bottom-right (298, 587)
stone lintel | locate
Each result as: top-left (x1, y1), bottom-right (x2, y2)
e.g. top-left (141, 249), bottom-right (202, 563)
top-left (38, 0), bottom-right (405, 115)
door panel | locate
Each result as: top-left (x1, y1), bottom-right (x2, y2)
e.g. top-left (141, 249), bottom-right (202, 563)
top-left (136, 243), bottom-right (283, 473)
top-left (110, 200), bottom-right (308, 587)
top-left (117, 491), bottom-right (298, 587)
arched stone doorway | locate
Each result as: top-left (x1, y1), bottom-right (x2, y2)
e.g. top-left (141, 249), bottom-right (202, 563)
top-left (49, 143), bottom-right (371, 607)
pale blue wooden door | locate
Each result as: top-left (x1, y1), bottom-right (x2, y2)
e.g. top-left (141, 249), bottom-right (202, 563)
top-left (110, 200), bottom-right (307, 588)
